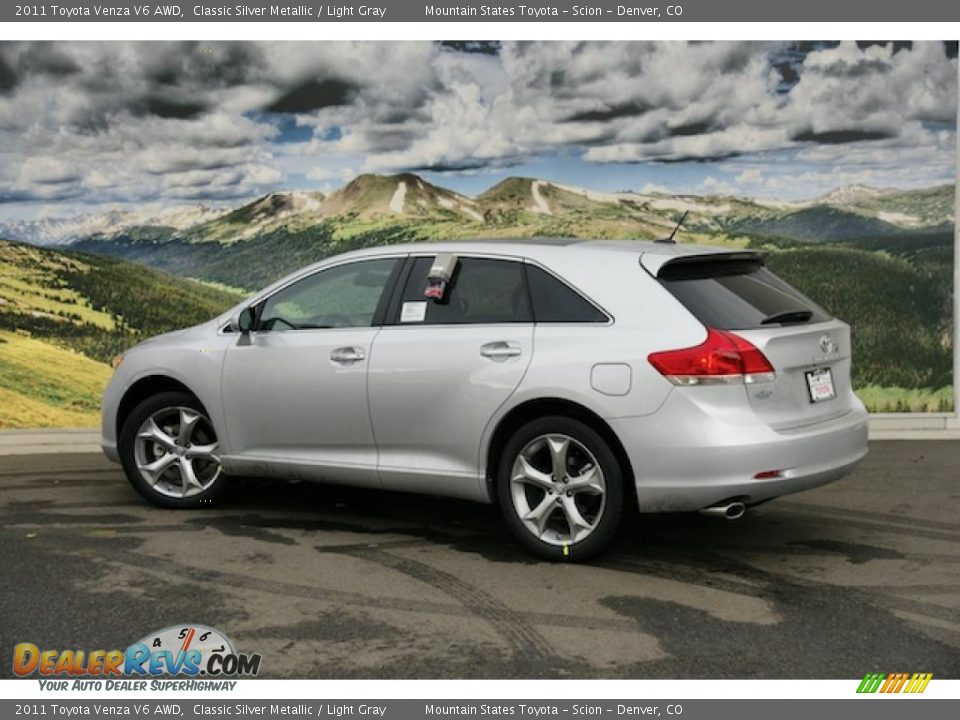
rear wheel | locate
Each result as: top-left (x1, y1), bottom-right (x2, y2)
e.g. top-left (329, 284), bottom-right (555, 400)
top-left (497, 416), bottom-right (624, 561)
top-left (119, 391), bottom-right (226, 508)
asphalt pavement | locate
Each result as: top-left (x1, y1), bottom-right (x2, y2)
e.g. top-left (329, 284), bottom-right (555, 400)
top-left (1, 441), bottom-right (958, 679)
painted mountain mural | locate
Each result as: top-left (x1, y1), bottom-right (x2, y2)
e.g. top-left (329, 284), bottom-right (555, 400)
top-left (0, 174), bottom-right (955, 427)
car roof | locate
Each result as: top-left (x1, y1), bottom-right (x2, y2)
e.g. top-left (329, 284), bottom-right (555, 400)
top-left (338, 237), bottom-right (748, 275)
top-left (342, 236), bottom-right (738, 258)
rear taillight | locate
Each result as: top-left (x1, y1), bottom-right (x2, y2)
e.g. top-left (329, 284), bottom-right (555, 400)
top-left (648, 328), bottom-right (776, 386)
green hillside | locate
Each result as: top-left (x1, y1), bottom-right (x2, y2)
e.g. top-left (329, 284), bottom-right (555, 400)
top-left (0, 238), bottom-right (242, 427)
top-left (76, 222), bottom-right (406, 291)
top-left (836, 184), bottom-right (954, 225)
top-left (0, 330), bottom-right (112, 428)
top-left (764, 246), bottom-right (953, 390)
top-left (73, 176), bottom-right (741, 289)
top-left (733, 206), bottom-right (949, 243)
top-left (71, 176), bottom-right (955, 294)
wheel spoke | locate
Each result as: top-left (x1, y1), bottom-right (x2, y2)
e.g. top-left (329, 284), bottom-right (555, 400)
top-left (545, 436), bottom-right (570, 482)
top-left (177, 409), bottom-right (201, 446)
top-left (179, 459), bottom-right (205, 495)
top-left (523, 494), bottom-right (556, 537)
top-left (137, 453), bottom-right (176, 485)
top-left (566, 465), bottom-right (604, 496)
top-left (561, 496), bottom-right (595, 542)
top-left (138, 418), bottom-right (177, 451)
top-left (512, 456), bottom-right (553, 491)
top-left (188, 442), bottom-right (220, 461)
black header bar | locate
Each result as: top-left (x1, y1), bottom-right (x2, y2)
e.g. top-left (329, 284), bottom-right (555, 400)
top-left (5, 0), bottom-right (960, 23)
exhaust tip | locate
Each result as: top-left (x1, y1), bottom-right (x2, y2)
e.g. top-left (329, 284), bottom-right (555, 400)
top-left (699, 501), bottom-right (747, 520)
top-left (724, 502), bottom-right (746, 520)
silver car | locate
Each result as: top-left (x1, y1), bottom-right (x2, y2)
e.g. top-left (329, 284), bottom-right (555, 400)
top-left (101, 239), bottom-right (869, 560)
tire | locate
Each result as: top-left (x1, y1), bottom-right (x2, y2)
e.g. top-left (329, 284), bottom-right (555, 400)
top-left (496, 415), bottom-right (624, 561)
top-left (119, 391), bottom-right (227, 509)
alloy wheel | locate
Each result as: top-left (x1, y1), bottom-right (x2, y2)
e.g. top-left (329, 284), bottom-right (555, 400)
top-left (133, 406), bottom-right (221, 499)
top-left (509, 433), bottom-right (606, 546)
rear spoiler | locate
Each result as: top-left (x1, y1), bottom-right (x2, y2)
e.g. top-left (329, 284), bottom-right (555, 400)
top-left (640, 250), bottom-right (767, 278)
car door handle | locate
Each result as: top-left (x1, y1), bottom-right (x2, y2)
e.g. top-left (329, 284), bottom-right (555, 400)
top-left (330, 346), bottom-right (366, 364)
top-left (480, 341), bottom-right (522, 360)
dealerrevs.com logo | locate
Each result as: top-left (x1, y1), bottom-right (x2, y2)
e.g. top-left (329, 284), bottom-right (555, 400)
top-left (13, 625), bottom-right (261, 683)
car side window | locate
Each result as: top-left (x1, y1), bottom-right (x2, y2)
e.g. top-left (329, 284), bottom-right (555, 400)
top-left (525, 264), bottom-right (608, 323)
top-left (259, 258), bottom-right (398, 331)
top-left (399, 257), bottom-right (532, 325)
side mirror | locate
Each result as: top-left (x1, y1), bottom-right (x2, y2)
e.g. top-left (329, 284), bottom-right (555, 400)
top-left (231, 306), bottom-right (256, 334)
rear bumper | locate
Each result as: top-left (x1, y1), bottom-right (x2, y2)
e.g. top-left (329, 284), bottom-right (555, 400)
top-left (610, 387), bottom-right (869, 513)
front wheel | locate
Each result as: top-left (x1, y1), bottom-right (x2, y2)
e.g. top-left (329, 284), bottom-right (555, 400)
top-left (496, 416), bottom-right (624, 561)
top-left (119, 391), bottom-right (226, 508)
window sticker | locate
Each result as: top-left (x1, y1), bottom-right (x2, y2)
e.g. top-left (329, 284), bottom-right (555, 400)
top-left (400, 301), bottom-right (428, 323)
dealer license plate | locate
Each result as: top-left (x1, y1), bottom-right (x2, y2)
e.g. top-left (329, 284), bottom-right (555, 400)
top-left (805, 367), bottom-right (836, 403)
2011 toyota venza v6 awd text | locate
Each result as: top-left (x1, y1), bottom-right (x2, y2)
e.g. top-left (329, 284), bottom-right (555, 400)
top-left (101, 239), bottom-right (869, 559)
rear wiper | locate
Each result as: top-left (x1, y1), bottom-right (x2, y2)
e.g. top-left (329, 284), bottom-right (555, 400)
top-left (761, 309), bottom-right (813, 325)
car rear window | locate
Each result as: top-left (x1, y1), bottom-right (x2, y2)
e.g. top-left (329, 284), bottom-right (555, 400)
top-left (657, 258), bottom-right (831, 330)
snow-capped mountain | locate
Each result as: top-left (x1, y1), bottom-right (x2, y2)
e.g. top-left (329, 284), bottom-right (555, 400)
top-left (0, 203), bottom-right (228, 246)
top-left (815, 185), bottom-right (893, 206)
top-left (2, 175), bottom-right (952, 254)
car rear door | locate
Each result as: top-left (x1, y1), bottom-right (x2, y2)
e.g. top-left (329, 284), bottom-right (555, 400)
top-left (367, 254), bottom-right (534, 500)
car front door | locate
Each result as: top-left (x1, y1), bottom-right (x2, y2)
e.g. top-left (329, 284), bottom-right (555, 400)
top-left (220, 256), bottom-right (401, 485)
top-left (367, 255), bottom-right (534, 500)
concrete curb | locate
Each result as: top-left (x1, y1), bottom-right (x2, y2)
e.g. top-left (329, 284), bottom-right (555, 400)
top-left (1, 418), bottom-right (958, 456)
top-left (0, 428), bottom-right (102, 456)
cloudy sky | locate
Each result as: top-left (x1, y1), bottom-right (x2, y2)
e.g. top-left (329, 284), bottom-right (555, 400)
top-left (0, 40), bottom-right (956, 220)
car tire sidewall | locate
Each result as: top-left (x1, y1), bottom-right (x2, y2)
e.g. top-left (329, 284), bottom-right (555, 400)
top-left (119, 390), bottom-right (227, 509)
top-left (496, 415), bottom-right (624, 562)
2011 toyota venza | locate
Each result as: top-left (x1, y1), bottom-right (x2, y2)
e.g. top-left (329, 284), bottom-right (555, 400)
top-left (102, 239), bottom-right (869, 559)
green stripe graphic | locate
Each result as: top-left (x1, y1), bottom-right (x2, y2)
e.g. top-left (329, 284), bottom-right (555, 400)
top-left (857, 673), bottom-right (886, 693)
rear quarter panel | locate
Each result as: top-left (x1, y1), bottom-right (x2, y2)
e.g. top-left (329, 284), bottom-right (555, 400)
top-left (476, 248), bottom-right (707, 495)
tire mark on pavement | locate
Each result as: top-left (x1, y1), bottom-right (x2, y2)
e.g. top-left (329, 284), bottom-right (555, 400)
top-left (600, 555), bottom-right (769, 598)
top-left (603, 544), bottom-right (960, 638)
top-left (690, 546), bottom-right (960, 637)
top-left (56, 540), bottom-right (640, 634)
top-left (332, 546), bottom-right (559, 664)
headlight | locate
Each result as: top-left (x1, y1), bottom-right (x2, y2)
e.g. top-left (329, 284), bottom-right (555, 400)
top-left (111, 354), bottom-right (125, 370)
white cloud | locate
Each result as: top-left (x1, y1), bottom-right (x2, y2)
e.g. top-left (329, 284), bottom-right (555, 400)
top-left (640, 182), bottom-right (674, 194)
top-left (0, 40), bottom-right (954, 215)
top-left (700, 176), bottom-right (740, 196)
top-left (305, 166), bottom-right (353, 182)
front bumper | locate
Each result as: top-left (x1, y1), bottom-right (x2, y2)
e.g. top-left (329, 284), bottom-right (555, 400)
top-left (99, 369), bottom-right (123, 464)
top-left (101, 439), bottom-right (120, 463)
top-left (610, 387), bottom-right (869, 513)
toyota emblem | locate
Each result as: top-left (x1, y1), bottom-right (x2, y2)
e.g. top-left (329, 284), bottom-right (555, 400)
top-left (819, 334), bottom-right (837, 355)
